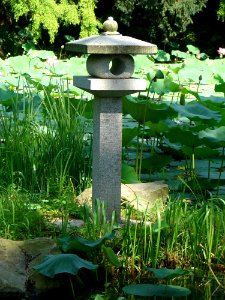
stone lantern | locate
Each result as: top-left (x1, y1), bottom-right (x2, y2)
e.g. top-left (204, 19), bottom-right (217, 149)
top-left (66, 17), bottom-right (157, 220)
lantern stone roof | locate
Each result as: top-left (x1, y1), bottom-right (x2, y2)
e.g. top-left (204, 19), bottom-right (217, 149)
top-left (65, 17), bottom-right (157, 55)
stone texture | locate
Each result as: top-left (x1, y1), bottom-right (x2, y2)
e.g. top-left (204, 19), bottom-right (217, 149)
top-left (0, 238), bottom-right (26, 296)
top-left (73, 76), bottom-right (146, 97)
top-left (65, 34), bottom-right (157, 55)
top-left (92, 97), bottom-right (122, 220)
top-left (76, 181), bottom-right (169, 213)
top-left (20, 238), bottom-right (62, 293)
top-left (0, 237), bottom-right (61, 298)
top-left (86, 54), bottom-right (134, 78)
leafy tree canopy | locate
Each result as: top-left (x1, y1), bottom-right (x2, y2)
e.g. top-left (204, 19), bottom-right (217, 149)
top-left (114, 0), bottom-right (208, 42)
top-left (218, 0), bottom-right (225, 21)
top-left (2, 0), bottom-right (101, 43)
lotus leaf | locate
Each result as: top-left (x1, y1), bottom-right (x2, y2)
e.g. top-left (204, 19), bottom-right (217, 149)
top-left (33, 253), bottom-right (98, 278)
top-left (123, 283), bottom-right (191, 297)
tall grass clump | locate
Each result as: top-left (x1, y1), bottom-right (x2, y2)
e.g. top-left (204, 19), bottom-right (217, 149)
top-left (0, 76), bottom-right (91, 196)
top-left (0, 185), bottom-right (46, 239)
top-left (116, 196), bottom-right (225, 284)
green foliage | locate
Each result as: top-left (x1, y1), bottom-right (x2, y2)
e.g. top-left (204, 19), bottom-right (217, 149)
top-left (123, 267), bottom-right (191, 297)
top-left (114, 0), bottom-right (208, 42)
top-left (34, 223), bottom-right (120, 279)
top-left (217, 0), bottom-right (225, 21)
top-left (123, 283), bottom-right (191, 297)
top-left (2, 0), bottom-right (100, 43)
top-left (33, 253), bottom-right (98, 278)
top-left (78, 0), bottom-right (102, 38)
top-left (0, 51), bottom-right (90, 194)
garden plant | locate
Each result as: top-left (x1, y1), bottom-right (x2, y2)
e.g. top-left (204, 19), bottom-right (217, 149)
top-left (0, 44), bottom-right (225, 299)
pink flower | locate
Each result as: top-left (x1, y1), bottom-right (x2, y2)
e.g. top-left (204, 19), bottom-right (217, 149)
top-left (46, 55), bottom-right (58, 66)
top-left (217, 47), bottom-right (225, 57)
top-left (196, 53), bottom-right (201, 59)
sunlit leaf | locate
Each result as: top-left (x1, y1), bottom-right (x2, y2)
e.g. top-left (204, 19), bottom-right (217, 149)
top-left (150, 79), bottom-right (169, 95)
top-left (171, 102), bottom-right (221, 122)
top-left (6, 55), bottom-right (31, 74)
top-left (28, 50), bottom-right (55, 59)
top-left (198, 126), bottom-right (225, 147)
top-left (186, 44), bottom-right (200, 55)
top-left (121, 163), bottom-right (140, 184)
top-left (165, 127), bottom-right (203, 148)
top-left (215, 82), bottom-right (225, 94)
top-left (123, 96), bottom-right (177, 123)
top-left (153, 50), bottom-right (171, 62)
top-left (171, 50), bottom-right (190, 60)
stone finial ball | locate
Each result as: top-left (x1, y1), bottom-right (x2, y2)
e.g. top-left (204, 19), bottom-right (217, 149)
top-left (103, 17), bottom-right (118, 33)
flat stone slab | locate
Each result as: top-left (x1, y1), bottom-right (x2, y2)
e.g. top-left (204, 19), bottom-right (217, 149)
top-left (74, 76), bottom-right (146, 97)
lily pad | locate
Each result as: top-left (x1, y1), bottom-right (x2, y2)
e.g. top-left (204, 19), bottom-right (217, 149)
top-left (123, 283), bottom-right (191, 297)
top-left (33, 253), bottom-right (98, 278)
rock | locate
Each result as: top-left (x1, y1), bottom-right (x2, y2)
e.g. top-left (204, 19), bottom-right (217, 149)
top-left (0, 238), bottom-right (26, 297)
top-left (121, 181), bottom-right (168, 212)
top-left (50, 218), bottom-right (84, 230)
top-left (0, 237), bottom-right (62, 299)
top-left (20, 238), bottom-right (62, 294)
top-left (76, 181), bottom-right (169, 212)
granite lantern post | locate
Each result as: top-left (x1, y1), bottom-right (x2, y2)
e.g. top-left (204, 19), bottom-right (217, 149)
top-left (66, 17), bottom-right (157, 220)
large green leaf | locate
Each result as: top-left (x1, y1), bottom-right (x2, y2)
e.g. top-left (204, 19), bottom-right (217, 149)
top-left (165, 127), bottom-right (203, 148)
top-left (6, 55), bottom-right (32, 74)
top-left (141, 155), bottom-right (172, 173)
top-left (121, 163), bottom-right (140, 184)
top-left (198, 126), bottom-right (225, 147)
top-left (123, 96), bottom-right (177, 123)
top-left (33, 254), bottom-right (98, 278)
top-left (122, 127), bottom-right (139, 147)
top-left (58, 232), bottom-right (115, 253)
top-left (164, 78), bottom-right (181, 93)
top-left (181, 146), bottom-right (219, 158)
top-left (171, 50), bottom-right (190, 60)
top-left (150, 78), bottom-right (169, 95)
top-left (186, 45), bottom-right (200, 55)
top-left (123, 284), bottom-right (191, 297)
top-left (171, 102), bottom-right (221, 122)
top-left (28, 50), bottom-right (55, 59)
top-left (0, 83), bottom-right (22, 106)
top-left (153, 50), bottom-right (171, 62)
top-left (178, 58), bottom-right (213, 84)
top-left (215, 82), bottom-right (225, 94)
top-left (145, 121), bottom-right (169, 136)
